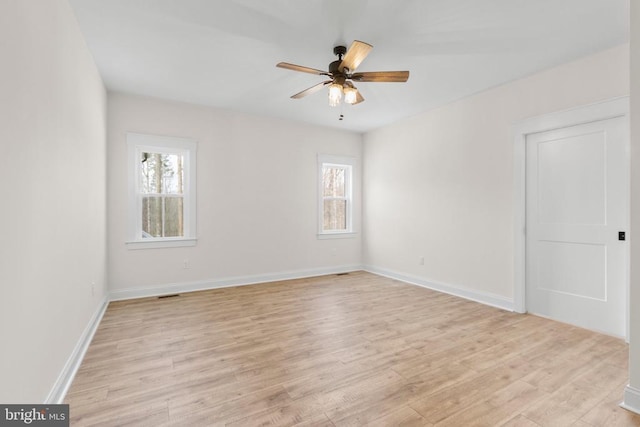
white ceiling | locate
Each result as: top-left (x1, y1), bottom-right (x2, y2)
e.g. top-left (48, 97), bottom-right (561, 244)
top-left (69, 0), bottom-right (628, 133)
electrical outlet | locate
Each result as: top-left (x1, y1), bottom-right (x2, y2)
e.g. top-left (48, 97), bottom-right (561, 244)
top-left (419, 256), bottom-right (425, 265)
top-left (183, 259), bottom-right (189, 269)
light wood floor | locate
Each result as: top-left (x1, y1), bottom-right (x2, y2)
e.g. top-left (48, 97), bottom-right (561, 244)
top-left (66, 271), bottom-right (640, 426)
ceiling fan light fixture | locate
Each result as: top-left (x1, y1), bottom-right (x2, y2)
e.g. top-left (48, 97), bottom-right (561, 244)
top-left (343, 86), bottom-right (358, 104)
top-left (328, 83), bottom-right (343, 107)
top-left (277, 40), bottom-right (409, 107)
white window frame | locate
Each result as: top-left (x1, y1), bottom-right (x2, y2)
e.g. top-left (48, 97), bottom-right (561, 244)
top-left (126, 133), bottom-right (197, 249)
top-left (318, 154), bottom-right (355, 239)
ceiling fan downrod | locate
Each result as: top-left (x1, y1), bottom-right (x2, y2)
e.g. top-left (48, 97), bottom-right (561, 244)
top-left (330, 46), bottom-right (347, 75)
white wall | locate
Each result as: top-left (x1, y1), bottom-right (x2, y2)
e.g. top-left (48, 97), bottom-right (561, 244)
top-left (363, 44), bottom-right (629, 304)
top-left (108, 93), bottom-right (362, 295)
top-left (0, 0), bottom-right (107, 402)
top-left (625, 0), bottom-right (640, 413)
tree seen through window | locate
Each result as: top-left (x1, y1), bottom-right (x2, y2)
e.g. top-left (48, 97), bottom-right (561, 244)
top-left (322, 165), bottom-right (348, 231)
top-left (140, 152), bottom-right (184, 238)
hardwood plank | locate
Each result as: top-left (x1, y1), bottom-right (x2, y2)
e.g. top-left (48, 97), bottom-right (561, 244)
top-left (409, 359), bottom-right (536, 424)
top-left (501, 415), bottom-right (542, 426)
top-left (226, 406), bottom-right (334, 427)
top-left (170, 384), bottom-right (291, 424)
top-left (434, 380), bottom-right (545, 427)
top-left (362, 406), bottom-right (433, 427)
top-left (522, 382), bottom-right (610, 426)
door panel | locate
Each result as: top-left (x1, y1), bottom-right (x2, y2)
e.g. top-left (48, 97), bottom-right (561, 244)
top-left (537, 131), bottom-right (606, 225)
top-left (526, 117), bottom-right (627, 337)
top-left (536, 240), bottom-right (605, 300)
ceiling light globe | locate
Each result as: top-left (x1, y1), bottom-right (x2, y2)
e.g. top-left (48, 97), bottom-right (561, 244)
top-left (344, 87), bottom-right (357, 104)
top-left (328, 83), bottom-right (343, 107)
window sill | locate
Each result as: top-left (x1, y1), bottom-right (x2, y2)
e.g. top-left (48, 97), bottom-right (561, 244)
top-left (317, 232), bottom-right (357, 240)
top-left (126, 238), bottom-right (197, 250)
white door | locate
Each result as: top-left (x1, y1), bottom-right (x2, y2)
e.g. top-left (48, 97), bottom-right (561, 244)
top-left (526, 117), bottom-right (628, 337)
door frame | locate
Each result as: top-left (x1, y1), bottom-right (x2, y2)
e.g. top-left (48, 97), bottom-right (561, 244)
top-left (512, 97), bottom-right (629, 334)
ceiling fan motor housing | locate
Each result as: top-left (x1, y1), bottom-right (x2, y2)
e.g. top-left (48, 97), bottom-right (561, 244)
top-left (329, 60), bottom-right (343, 75)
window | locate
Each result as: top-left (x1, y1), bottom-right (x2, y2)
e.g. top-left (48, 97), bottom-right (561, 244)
top-left (127, 133), bottom-right (197, 249)
top-left (318, 154), bottom-right (354, 237)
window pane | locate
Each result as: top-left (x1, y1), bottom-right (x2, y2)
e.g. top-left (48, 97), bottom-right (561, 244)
top-left (323, 199), bottom-right (347, 231)
top-left (323, 167), bottom-right (345, 197)
top-left (140, 152), bottom-right (184, 195)
top-left (164, 197), bottom-right (184, 237)
top-left (141, 196), bottom-right (184, 238)
top-left (142, 196), bottom-right (163, 237)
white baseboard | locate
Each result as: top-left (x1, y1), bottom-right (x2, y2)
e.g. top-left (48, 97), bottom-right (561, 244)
top-left (45, 297), bottom-right (109, 404)
top-left (621, 385), bottom-right (640, 415)
top-left (109, 265), bottom-right (364, 301)
top-left (364, 265), bottom-right (514, 312)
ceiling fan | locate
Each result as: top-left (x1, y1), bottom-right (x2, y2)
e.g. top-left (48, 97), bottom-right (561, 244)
top-left (276, 40), bottom-right (409, 107)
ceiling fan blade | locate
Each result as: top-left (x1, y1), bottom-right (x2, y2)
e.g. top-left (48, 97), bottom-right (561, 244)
top-left (291, 80), bottom-right (332, 99)
top-left (338, 40), bottom-right (373, 72)
top-left (354, 90), bottom-right (365, 104)
top-left (277, 62), bottom-right (328, 76)
top-left (350, 71), bottom-right (410, 82)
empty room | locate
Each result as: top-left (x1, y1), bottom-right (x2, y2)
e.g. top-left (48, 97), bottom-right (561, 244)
top-left (3, 0), bottom-right (640, 426)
